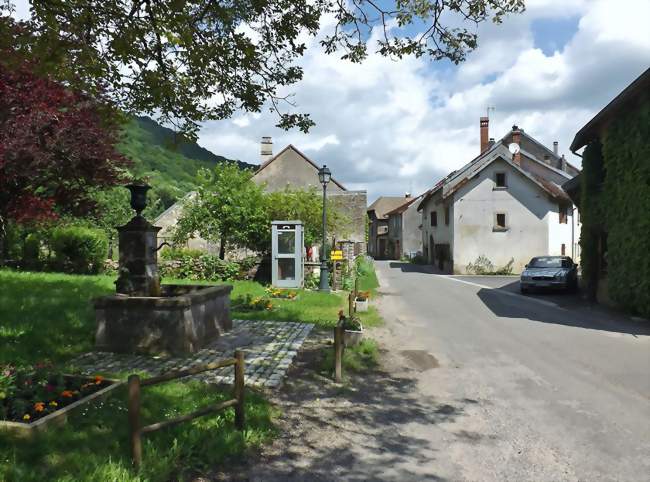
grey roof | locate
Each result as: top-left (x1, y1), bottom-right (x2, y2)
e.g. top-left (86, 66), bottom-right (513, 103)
top-left (367, 196), bottom-right (412, 219)
top-left (418, 130), bottom-right (577, 211)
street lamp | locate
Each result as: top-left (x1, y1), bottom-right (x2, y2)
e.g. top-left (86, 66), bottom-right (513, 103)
top-left (318, 165), bottom-right (332, 292)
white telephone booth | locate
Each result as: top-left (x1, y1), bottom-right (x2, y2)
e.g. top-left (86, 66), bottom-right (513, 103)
top-left (271, 221), bottom-right (304, 288)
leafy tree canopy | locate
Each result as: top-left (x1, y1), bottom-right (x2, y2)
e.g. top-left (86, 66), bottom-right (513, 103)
top-left (174, 165), bottom-right (349, 257)
top-left (266, 187), bottom-right (349, 247)
top-left (173, 163), bottom-right (268, 258)
top-left (1, 0), bottom-right (524, 139)
top-left (0, 53), bottom-right (130, 253)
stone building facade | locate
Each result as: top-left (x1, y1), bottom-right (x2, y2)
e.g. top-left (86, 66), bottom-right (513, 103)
top-left (155, 139), bottom-right (367, 258)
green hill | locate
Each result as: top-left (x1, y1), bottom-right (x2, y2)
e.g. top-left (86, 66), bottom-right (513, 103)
top-left (117, 116), bottom-right (256, 213)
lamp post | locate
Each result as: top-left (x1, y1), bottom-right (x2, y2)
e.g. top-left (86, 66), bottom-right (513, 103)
top-left (318, 165), bottom-right (332, 292)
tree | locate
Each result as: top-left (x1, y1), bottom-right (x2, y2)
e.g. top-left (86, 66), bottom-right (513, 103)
top-left (0, 53), bottom-right (130, 258)
top-left (265, 187), bottom-right (349, 247)
top-left (2, 1), bottom-right (524, 138)
top-left (173, 164), bottom-right (267, 259)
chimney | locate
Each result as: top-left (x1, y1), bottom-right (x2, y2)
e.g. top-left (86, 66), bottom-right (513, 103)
top-left (260, 136), bottom-right (273, 163)
top-left (488, 137), bottom-right (495, 148)
top-left (480, 117), bottom-right (489, 153)
top-left (405, 192), bottom-right (411, 198)
top-left (553, 141), bottom-right (558, 156)
top-left (559, 154), bottom-right (566, 171)
top-left (511, 125), bottom-right (522, 166)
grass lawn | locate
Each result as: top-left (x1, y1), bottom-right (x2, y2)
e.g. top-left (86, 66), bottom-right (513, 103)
top-left (0, 258), bottom-right (382, 480)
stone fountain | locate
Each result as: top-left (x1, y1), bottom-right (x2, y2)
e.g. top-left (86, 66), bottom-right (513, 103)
top-left (94, 184), bottom-right (232, 356)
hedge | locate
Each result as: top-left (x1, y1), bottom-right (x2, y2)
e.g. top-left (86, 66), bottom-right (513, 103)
top-left (580, 95), bottom-right (650, 317)
top-left (50, 226), bottom-right (109, 274)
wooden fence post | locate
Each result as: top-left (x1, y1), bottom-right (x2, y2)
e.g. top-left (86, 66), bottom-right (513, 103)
top-left (334, 325), bottom-right (344, 383)
top-left (354, 277), bottom-right (359, 299)
top-left (128, 374), bottom-right (142, 470)
top-left (234, 350), bottom-right (245, 430)
top-left (348, 292), bottom-right (355, 317)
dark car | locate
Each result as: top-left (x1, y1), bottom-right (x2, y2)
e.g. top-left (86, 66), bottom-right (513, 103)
top-left (520, 256), bottom-right (578, 294)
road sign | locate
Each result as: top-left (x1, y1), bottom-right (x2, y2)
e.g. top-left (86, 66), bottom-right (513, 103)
top-left (331, 250), bottom-right (343, 260)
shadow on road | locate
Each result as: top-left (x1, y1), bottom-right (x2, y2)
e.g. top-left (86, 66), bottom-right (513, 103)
top-left (476, 287), bottom-right (650, 336)
top-left (388, 261), bottom-right (443, 274)
top-left (224, 331), bottom-right (464, 481)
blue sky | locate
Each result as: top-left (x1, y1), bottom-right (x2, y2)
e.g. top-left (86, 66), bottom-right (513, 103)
top-left (9, 1), bottom-right (650, 201)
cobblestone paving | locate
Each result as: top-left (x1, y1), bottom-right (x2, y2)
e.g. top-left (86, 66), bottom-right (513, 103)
top-left (72, 320), bottom-right (313, 389)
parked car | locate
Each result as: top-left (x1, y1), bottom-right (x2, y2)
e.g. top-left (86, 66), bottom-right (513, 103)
top-left (520, 256), bottom-right (578, 294)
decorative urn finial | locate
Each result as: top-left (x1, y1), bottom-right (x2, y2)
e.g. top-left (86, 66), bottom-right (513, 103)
top-left (125, 183), bottom-right (151, 216)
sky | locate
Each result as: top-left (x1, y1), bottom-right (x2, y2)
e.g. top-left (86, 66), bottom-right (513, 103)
top-left (11, 0), bottom-right (650, 202)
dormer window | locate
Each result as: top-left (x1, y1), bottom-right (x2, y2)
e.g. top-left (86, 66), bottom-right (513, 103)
top-left (494, 172), bottom-right (507, 188)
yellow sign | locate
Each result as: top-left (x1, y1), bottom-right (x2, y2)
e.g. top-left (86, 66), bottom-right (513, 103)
top-left (331, 250), bottom-right (343, 260)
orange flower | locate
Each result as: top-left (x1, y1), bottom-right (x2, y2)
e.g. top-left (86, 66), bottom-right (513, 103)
top-left (34, 402), bottom-right (45, 412)
top-left (23, 414), bottom-right (31, 421)
top-left (94, 375), bottom-right (104, 384)
top-left (61, 390), bottom-right (74, 398)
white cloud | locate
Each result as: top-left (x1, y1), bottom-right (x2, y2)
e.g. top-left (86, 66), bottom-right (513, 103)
top-left (197, 0), bottom-right (650, 202)
top-left (10, 0), bottom-right (650, 201)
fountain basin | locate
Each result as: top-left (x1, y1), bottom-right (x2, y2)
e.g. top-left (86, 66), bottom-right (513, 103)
top-left (94, 284), bottom-right (233, 356)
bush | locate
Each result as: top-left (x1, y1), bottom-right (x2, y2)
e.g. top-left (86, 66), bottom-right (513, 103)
top-left (159, 249), bottom-right (257, 281)
top-left (22, 234), bottom-right (41, 268)
top-left (410, 254), bottom-right (428, 265)
top-left (50, 227), bottom-right (108, 274)
top-left (466, 255), bottom-right (514, 275)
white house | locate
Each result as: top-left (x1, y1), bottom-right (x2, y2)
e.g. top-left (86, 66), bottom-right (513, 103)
top-left (385, 195), bottom-right (423, 259)
top-left (418, 120), bottom-right (581, 274)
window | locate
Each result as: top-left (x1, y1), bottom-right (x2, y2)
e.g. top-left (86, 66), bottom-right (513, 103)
top-left (430, 211), bottom-right (437, 227)
top-left (494, 213), bottom-right (507, 231)
top-left (494, 172), bottom-right (507, 188)
top-left (559, 204), bottom-right (568, 224)
top-left (561, 243), bottom-right (566, 255)
top-left (444, 205), bottom-right (450, 225)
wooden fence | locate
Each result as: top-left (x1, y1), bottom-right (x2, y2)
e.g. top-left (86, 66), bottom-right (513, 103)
top-left (127, 350), bottom-right (245, 469)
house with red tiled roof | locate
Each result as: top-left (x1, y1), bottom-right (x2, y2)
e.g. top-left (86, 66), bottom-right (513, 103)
top-left (418, 119), bottom-right (581, 273)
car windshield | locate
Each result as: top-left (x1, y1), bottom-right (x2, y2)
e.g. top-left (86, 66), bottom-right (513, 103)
top-left (528, 257), bottom-right (572, 268)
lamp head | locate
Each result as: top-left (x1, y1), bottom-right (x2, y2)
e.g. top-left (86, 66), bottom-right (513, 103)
top-left (318, 165), bottom-right (332, 186)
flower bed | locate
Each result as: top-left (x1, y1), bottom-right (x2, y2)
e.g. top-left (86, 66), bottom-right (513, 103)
top-left (232, 294), bottom-right (274, 312)
top-left (265, 288), bottom-right (299, 300)
top-left (1, 363), bottom-right (120, 436)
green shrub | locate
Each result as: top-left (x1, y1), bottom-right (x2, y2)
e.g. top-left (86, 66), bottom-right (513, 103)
top-left (466, 255), bottom-right (514, 275)
top-left (50, 227), bottom-right (108, 274)
top-left (466, 255), bottom-right (494, 274)
top-left (410, 254), bottom-right (428, 265)
top-left (22, 234), bottom-right (41, 267)
top-left (159, 249), bottom-right (257, 281)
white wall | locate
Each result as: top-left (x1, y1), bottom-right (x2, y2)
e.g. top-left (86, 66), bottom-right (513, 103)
top-left (547, 203), bottom-right (581, 261)
top-left (453, 159), bottom-right (552, 273)
top-left (420, 191), bottom-right (453, 264)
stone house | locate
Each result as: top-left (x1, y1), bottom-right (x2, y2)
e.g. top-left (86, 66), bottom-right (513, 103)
top-left (565, 67), bottom-right (650, 314)
top-left (156, 137), bottom-right (367, 257)
top-left (367, 196), bottom-right (412, 259)
top-left (418, 118), bottom-right (581, 274)
top-left (385, 195), bottom-right (423, 260)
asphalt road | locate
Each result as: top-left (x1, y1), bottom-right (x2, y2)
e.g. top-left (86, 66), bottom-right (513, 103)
top-left (373, 260), bottom-right (650, 482)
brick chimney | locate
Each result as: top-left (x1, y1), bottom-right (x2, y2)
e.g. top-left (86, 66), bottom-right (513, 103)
top-left (480, 117), bottom-right (489, 153)
top-left (260, 136), bottom-right (273, 163)
top-left (511, 125), bottom-right (522, 166)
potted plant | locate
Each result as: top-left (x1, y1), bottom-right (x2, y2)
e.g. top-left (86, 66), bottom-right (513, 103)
top-left (338, 310), bottom-right (363, 347)
top-left (354, 290), bottom-right (370, 312)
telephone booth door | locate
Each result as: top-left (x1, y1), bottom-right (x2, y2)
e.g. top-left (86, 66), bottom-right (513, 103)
top-left (271, 221), bottom-right (303, 288)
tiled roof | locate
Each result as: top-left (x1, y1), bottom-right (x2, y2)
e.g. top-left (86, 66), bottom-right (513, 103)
top-left (367, 196), bottom-right (413, 219)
